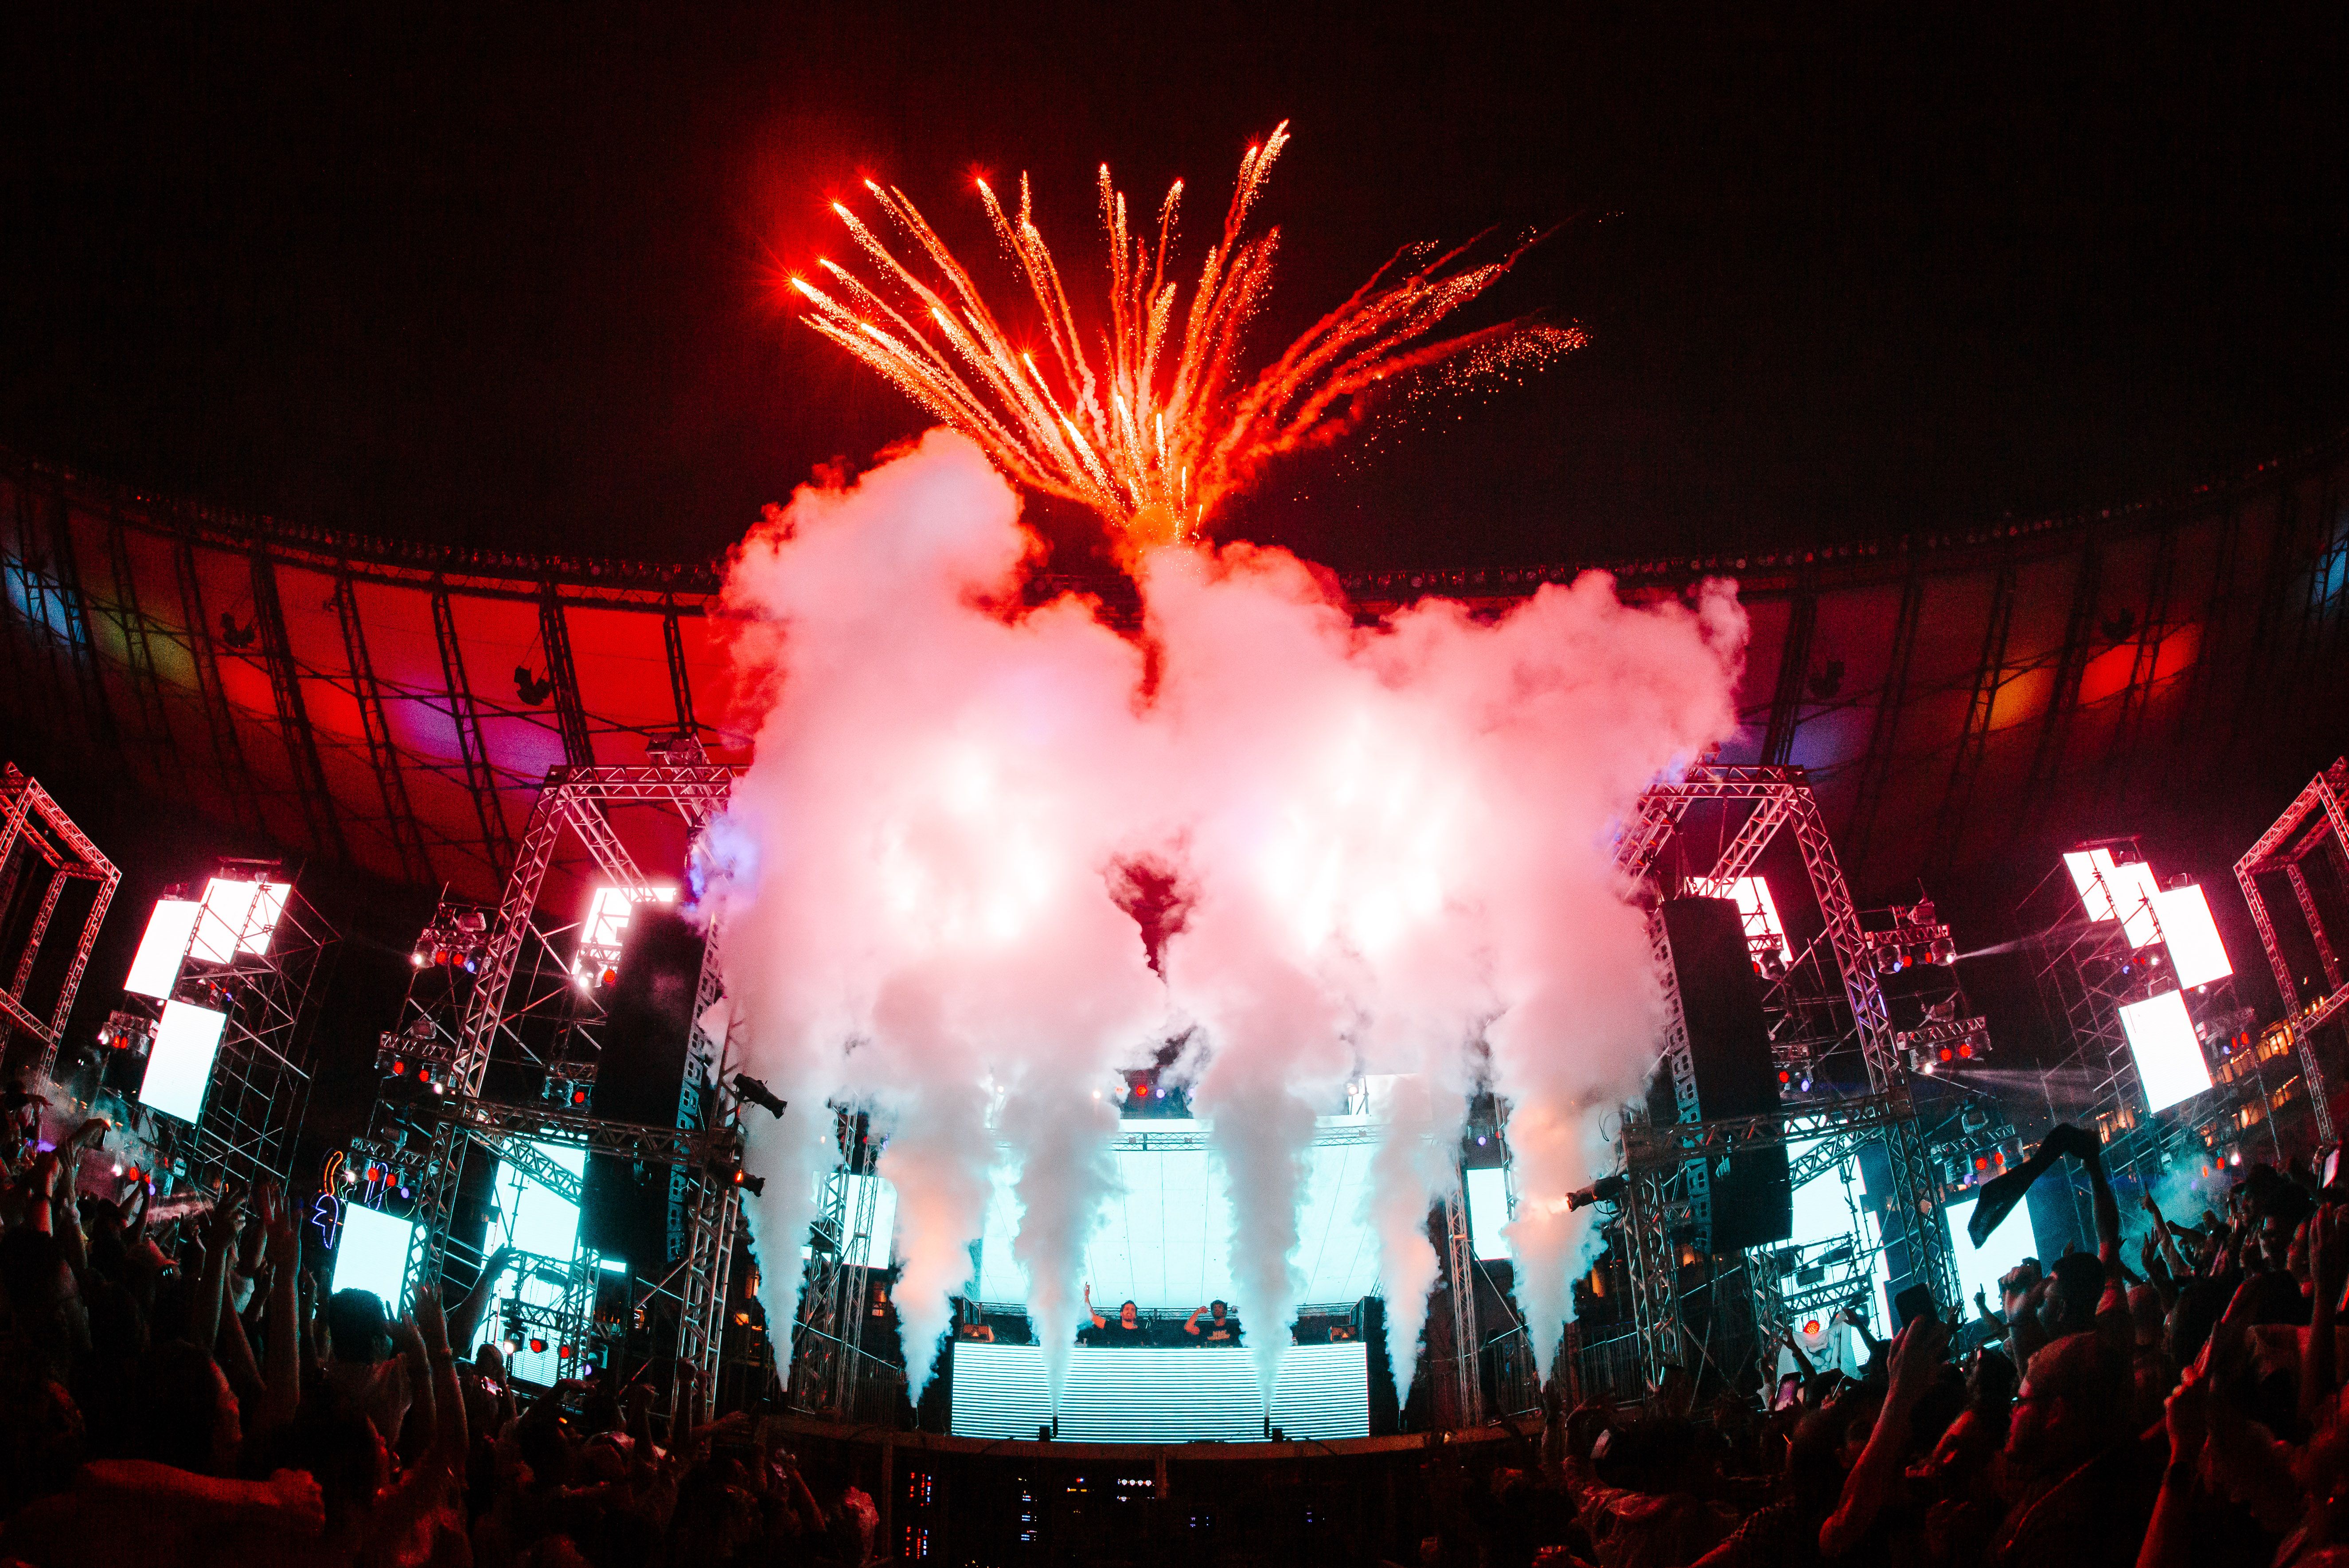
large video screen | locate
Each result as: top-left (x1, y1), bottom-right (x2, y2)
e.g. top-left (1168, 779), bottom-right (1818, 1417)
top-left (970, 1118), bottom-right (1381, 1311)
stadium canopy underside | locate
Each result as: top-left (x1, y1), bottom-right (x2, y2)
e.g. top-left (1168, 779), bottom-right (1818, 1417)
top-left (4, 437), bottom-right (2348, 905)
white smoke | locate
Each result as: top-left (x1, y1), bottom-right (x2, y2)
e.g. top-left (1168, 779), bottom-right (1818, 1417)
top-left (705, 431), bottom-right (1744, 1405)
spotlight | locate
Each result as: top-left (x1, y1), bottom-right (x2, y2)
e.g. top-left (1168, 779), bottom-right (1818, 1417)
top-left (529, 1337), bottom-right (547, 1354)
top-left (733, 1169), bottom-right (767, 1196)
top-left (1565, 1174), bottom-right (1629, 1211)
top-left (1799, 1076), bottom-right (1812, 1092)
top-left (731, 1074), bottom-right (789, 1120)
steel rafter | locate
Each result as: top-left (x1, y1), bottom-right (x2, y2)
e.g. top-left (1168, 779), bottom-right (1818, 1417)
top-left (662, 598), bottom-right (699, 737)
top-left (39, 488), bottom-right (121, 751)
top-left (430, 582), bottom-right (515, 873)
top-left (332, 572), bottom-right (434, 885)
top-left (2019, 535), bottom-right (2105, 832)
top-left (538, 585), bottom-right (596, 769)
top-left (1844, 564), bottom-right (1924, 876)
top-left (247, 552), bottom-right (351, 863)
top-left (101, 515), bottom-right (178, 781)
top-left (1759, 576), bottom-right (1818, 767)
top-left (1933, 558), bottom-right (2016, 872)
top-left (173, 536), bottom-right (269, 836)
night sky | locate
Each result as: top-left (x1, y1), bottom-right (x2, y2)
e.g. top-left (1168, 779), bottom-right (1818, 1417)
top-left (4, 3), bottom-right (2347, 574)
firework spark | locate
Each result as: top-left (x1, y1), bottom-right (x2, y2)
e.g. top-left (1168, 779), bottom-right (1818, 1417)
top-left (792, 123), bottom-right (1583, 553)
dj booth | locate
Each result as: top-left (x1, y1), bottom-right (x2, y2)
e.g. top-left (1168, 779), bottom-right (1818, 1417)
top-left (948, 1341), bottom-right (1370, 1442)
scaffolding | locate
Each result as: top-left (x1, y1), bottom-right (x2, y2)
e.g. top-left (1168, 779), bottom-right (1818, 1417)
top-left (385, 761), bottom-right (748, 1420)
top-left (2020, 840), bottom-right (2256, 1230)
top-left (2236, 758), bottom-right (2349, 1146)
top-left (788, 1110), bottom-right (894, 1420)
top-left (0, 764), bottom-right (118, 1079)
top-left (1603, 764), bottom-right (1957, 1394)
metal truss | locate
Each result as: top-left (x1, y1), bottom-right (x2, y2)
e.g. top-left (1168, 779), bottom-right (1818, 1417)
top-left (788, 1112), bottom-right (896, 1420)
top-left (0, 767), bottom-right (120, 1078)
top-left (2236, 760), bottom-right (2349, 1143)
top-left (1443, 1179), bottom-right (1483, 1428)
top-left (1605, 765), bottom-right (1957, 1392)
top-left (381, 764), bottom-right (745, 1419)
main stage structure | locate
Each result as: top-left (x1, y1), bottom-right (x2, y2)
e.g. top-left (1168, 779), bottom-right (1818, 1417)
top-left (379, 753), bottom-right (748, 1416)
top-left (1599, 764), bottom-right (1960, 1395)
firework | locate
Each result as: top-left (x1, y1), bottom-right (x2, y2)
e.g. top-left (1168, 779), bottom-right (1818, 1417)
top-left (792, 123), bottom-right (1583, 553)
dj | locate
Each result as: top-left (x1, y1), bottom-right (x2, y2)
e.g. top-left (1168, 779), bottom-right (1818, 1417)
top-left (1082, 1283), bottom-right (1150, 1345)
top-left (1184, 1300), bottom-right (1241, 1344)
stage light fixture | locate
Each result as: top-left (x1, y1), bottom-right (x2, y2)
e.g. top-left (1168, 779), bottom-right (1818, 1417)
top-left (529, 1337), bottom-right (548, 1354)
top-left (733, 1169), bottom-right (767, 1196)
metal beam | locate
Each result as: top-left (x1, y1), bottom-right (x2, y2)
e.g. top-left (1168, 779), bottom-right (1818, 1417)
top-left (173, 536), bottom-right (269, 836)
top-left (430, 582), bottom-right (516, 875)
top-left (2018, 535), bottom-right (2103, 835)
top-left (1931, 558), bottom-right (2016, 873)
top-left (1843, 563), bottom-right (1923, 878)
top-left (41, 487), bottom-right (120, 750)
top-left (1759, 575), bottom-right (1817, 768)
top-left (103, 515), bottom-right (182, 784)
top-left (247, 552), bottom-right (351, 863)
top-left (332, 572), bottom-right (434, 885)
top-left (663, 597), bottom-right (698, 737)
top-left (538, 585), bottom-right (596, 768)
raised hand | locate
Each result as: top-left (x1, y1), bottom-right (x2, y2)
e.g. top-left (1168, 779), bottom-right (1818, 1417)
top-left (1886, 1314), bottom-right (1949, 1410)
top-left (261, 1182), bottom-right (298, 1270)
top-left (414, 1284), bottom-right (450, 1357)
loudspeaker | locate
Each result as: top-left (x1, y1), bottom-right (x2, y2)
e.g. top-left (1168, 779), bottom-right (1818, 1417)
top-left (1658, 896), bottom-right (1792, 1252)
top-left (579, 905), bottom-right (705, 1266)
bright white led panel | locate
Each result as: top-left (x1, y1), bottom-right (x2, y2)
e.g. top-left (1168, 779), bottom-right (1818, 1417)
top-left (124, 898), bottom-right (202, 999)
top-left (1465, 1166), bottom-right (1514, 1260)
top-left (2064, 851), bottom-right (2115, 919)
top-left (2066, 849), bottom-right (2162, 946)
top-left (2120, 989), bottom-right (2213, 1112)
top-left (2153, 883), bottom-right (2233, 988)
top-left (1946, 1196), bottom-right (2039, 1312)
top-left (139, 999), bottom-right (227, 1122)
top-left (331, 1204), bottom-right (415, 1308)
top-left (190, 878), bottom-right (260, 964)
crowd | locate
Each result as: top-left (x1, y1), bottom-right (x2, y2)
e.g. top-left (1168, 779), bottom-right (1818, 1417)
top-left (8, 1108), bottom-right (2349, 1567)
top-left (0, 1119), bottom-right (881, 1568)
top-left (1489, 1128), bottom-right (2349, 1568)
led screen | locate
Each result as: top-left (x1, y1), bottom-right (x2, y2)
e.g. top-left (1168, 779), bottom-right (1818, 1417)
top-left (332, 1204), bottom-right (415, 1308)
top-left (1944, 1196), bottom-right (2039, 1312)
top-left (139, 999), bottom-right (226, 1122)
top-left (2153, 883), bottom-right (2233, 989)
top-left (478, 1141), bottom-right (589, 1387)
top-left (2120, 989), bottom-right (2214, 1112)
top-left (972, 1118), bottom-right (1380, 1311)
top-left (950, 1342), bottom-right (1368, 1442)
top-left (1465, 1166), bottom-right (1514, 1261)
top-left (124, 898), bottom-right (201, 999)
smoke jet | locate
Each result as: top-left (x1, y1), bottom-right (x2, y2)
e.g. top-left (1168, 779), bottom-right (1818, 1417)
top-left (705, 430), bottom-right (1744, 1403)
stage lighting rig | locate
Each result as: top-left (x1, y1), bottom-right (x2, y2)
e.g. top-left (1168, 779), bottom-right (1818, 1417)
top-left (1866, 899), bottom-right (1956, 974)
top-left (374, 1017), bottom-right (464, 1094)
top-left (410, 906), bottom-right (492, 972)
top-left (1900, 1012), bottom-right (1991, 1074)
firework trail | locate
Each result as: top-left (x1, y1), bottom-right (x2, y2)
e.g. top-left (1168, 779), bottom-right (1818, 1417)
top-left (792, 123), bottom-right (1582, 552)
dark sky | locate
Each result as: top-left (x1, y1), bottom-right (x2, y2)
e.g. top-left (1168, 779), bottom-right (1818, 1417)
top-left (4, 2), bottom-right (2346, 573)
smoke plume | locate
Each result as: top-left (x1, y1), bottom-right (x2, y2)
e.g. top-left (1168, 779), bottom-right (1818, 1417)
top-left (705, 431), bottom-right (1743, 1403)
